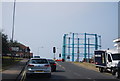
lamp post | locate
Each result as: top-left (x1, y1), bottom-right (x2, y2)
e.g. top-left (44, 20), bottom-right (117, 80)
top-left (11, 0), bottom-right (16, 59)
top-left (11, 0), bottom-right (16, 42)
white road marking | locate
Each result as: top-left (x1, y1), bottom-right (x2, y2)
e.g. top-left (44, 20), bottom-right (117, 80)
top-left (56, 62), bottom-right (66, 70)
top-left (87, 77), bottom-right (92, 79)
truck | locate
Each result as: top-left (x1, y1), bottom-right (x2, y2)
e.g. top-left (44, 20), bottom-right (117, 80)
top-left (94, 49), bottom-right (120, 78)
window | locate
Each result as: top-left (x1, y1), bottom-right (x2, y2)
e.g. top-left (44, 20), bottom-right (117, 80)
top-left (108, 54), bottom-right (112, 62)
top-left (30, 59), bottom-right (48, 64)
top-left (111, 53), bottom-right (120, 60)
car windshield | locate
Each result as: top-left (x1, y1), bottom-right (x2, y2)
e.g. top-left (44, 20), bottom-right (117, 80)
top-left (30, 59), bottom-right (48, 64)
top-left (111, 53), bottom-right (120, 60)
top-left (48, 59), bottom-right (55, 63)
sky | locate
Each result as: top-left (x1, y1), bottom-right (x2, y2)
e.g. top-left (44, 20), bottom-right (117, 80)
top-left (2, 1), bottom-right (118, 59)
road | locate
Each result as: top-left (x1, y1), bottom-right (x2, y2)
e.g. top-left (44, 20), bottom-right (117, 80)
top-left (25, 62), bottom-right (119, 81)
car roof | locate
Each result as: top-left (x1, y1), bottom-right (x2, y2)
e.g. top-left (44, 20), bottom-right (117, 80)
top-left (33, 56), bottom-right (40, 57)
top-left (30, 58), bottom-right (46, 60)
top-left (47, 59), bottom-right (54, 60)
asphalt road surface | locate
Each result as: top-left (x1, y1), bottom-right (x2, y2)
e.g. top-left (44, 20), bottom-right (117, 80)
top-left (25, 62), bottom-right (120, 81)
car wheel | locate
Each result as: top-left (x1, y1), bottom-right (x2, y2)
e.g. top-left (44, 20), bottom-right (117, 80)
top-left (99, 67), bottom-right (104, 73)
top-left (115, 71), bottom-right (120, 79)
top-left (111, 68), bottom-right (116, 75)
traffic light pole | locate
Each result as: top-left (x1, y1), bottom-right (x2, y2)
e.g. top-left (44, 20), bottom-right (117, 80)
top-left (54, 53), bottom-right (55, 60)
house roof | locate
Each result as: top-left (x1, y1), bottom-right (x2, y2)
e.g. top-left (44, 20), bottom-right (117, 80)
top-left (18, 43), bottom-right (27, 49)
top-left (11, 42), bottom-right (28, 49)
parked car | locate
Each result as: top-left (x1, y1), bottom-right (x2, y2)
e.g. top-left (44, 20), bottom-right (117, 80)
top-left (26, 58), bottom-right (51, 78)
top-left (47, 59), bottom-right (56, 72)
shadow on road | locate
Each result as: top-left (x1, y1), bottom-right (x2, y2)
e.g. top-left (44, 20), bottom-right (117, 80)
top-left (25, 74), bottom-right (67, 81)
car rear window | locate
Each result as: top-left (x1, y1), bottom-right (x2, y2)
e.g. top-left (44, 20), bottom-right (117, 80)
top-left (30, 59), bottom-right (48, 64)
top-left (34, 56), bottom-right (40, 58)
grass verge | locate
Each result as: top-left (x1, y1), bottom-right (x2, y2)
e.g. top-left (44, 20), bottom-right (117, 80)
top-left (73, 62), bottom-right (99, 72)
top-left (2, 56), bottom-right (23, 71)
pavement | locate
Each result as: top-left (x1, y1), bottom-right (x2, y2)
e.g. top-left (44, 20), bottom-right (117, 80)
top-left (2, 58), bottom-right (28, 81)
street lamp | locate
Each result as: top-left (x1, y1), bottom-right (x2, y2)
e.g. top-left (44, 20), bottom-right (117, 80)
top-left (11, 0), bottom-right (16, 42)
top-left (11, 0), bottom-right (16, 59)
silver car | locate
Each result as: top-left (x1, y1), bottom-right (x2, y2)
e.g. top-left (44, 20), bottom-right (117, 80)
top-left (26, 58), bottom-right (51, 78)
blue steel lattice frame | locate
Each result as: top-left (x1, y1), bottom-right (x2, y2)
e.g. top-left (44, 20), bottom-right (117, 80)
top-left (84, 33), bottom-right (87, 59)
top-left (72, 33), bottom-right (75, 62)
top-left (62, 33), bottom-right (101, 62)
top-left (62, 34), bottom-right (67, 61)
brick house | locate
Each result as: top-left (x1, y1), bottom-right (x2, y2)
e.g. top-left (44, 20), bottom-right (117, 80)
top-left (10, 43), bottom-right (33, 58)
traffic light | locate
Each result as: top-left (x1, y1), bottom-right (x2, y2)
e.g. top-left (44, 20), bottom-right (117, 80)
top-left (53, 47), bottom-right (56, 53)
top-left (67, 55), bottom-right (70, 59)
top-left (59, 53), bottom-right (61, 57)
